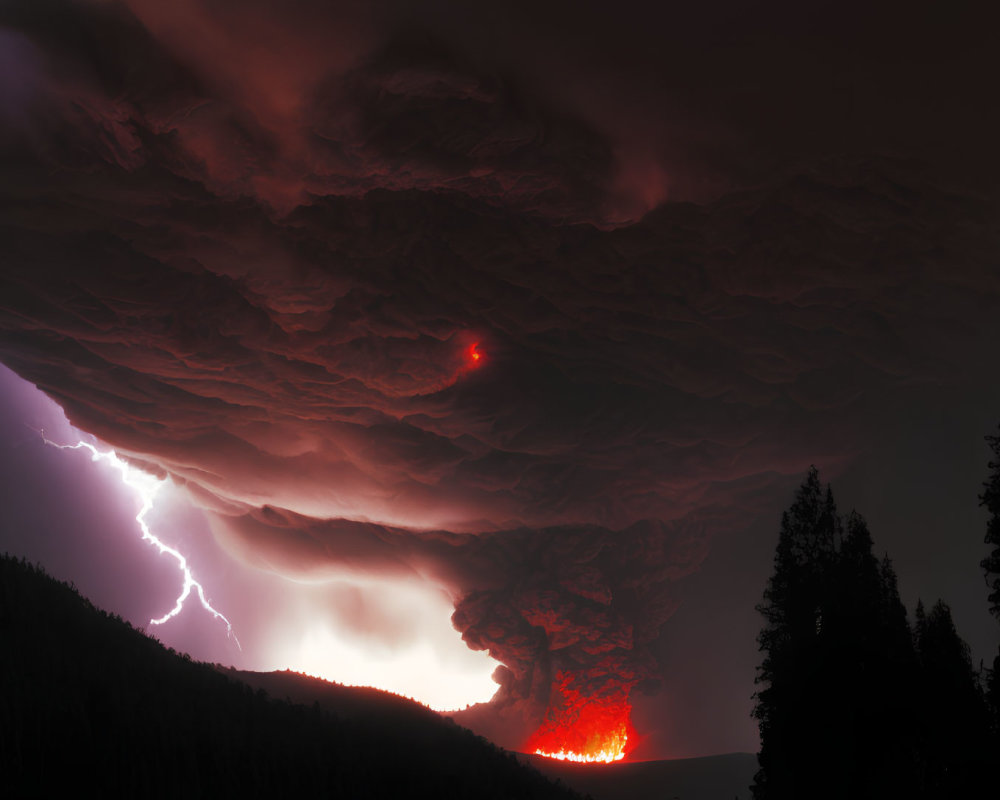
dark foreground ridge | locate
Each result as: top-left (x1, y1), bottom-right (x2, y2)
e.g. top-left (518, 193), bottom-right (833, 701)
top-left (226, 668), bottom-right (759, 800)
top-left (0, 553), bottom-right (584, 799)
top-left (522, 752), bottom-right (758, 800)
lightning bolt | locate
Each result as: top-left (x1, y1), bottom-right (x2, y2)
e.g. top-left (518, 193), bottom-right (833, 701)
top-left (39, 431), bottom-right (241, 650)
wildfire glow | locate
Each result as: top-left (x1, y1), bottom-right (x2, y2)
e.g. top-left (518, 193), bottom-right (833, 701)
top-left (466, 342), bottom-right (483, 366)
top-left (41, 433), bottom-right (240, 649)
top-left (534, 737), bottom-right (627, 764)
top-left (527, 672), bottom-right (634, 764)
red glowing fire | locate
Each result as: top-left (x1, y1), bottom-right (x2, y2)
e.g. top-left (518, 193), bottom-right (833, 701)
top-left (466, 341), bottom-right (484, 366)
top-left (526, 672), bottom-right (635, 764)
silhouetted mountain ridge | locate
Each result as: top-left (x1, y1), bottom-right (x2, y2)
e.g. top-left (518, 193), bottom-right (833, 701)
top-left (218, 665), bottom-right (451, 728)
top-left (230, 667), bottom-right (760, 800)
top-left (0, 553), bottom-right (585, 798)
top-left (522, 752), bottom-right (758, 800)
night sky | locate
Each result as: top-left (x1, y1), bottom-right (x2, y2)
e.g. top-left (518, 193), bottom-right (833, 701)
top-left (1, 0), bottom-right (998, 761)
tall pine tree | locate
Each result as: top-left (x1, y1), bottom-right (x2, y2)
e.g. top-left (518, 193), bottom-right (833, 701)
top-left (913, 600), bottom-right (991, 797)
top-left (980, 424), bottom-right (1000, 731)
top-left (752, 467), bottom-right (840, 800)
top-left (982, 425), bottom-right (1000, 621)
top-left (827, 515), bottom-right (920, 796)
top-left (753, 470), bottom-right (919, 799)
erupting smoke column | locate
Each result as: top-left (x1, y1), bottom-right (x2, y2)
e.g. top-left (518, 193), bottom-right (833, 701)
top-left (41, 434), bottom-right (241, 649)
top-left (527, 672), bottom-right (635, 764)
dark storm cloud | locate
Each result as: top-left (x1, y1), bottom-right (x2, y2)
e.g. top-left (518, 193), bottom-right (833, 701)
top-left (1, 0), bottom-right (998, 733)
top-left (209, 507), bottom-right (702, 729)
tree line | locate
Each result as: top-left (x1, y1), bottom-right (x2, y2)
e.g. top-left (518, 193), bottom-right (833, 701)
top-left (751, 428), bottom-right (1000, 798)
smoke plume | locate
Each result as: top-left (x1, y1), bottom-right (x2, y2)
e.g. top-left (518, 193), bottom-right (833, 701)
top-left (1, 0), bottom-right (998, 746)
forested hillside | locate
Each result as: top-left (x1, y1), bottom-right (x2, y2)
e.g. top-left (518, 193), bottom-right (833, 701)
top-left (0, 554), bottom-right (584, 799)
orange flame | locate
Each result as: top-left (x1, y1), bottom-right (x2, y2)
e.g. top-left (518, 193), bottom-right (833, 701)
top-left (527, 672), bottom-right (635, 764)
top-left (534, 731), bottom-right (628, 764)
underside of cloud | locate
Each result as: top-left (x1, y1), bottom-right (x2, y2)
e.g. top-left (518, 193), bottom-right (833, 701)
top-left (1, 0), bottom-right (998, 737)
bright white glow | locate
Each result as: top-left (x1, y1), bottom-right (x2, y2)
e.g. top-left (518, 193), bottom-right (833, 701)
top-left (41, 433), bottom-right (241, 649)
top-left (264, 579), bottom-right (500, 712)
top-left (291, 624), bottom-right (498, 711)
top-left (12, 372), bottom-right (499, 712)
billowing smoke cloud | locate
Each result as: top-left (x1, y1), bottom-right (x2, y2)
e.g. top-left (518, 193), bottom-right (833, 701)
top-left (1, 0), bottom-right (999, 746)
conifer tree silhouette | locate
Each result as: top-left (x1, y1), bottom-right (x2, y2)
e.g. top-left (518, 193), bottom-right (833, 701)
top-left (982, 425), bottom-right (1000, 621)
top-left (752, 467), bottom-right (839, 800)
top-left (754, 457), bottom-right (998, 800)
top-left (913, 599), bottom-right (991, 798)
top-left (753, 471), bottom-right (920, 799)
top-left (980, 424), bottom-right (1000, 732)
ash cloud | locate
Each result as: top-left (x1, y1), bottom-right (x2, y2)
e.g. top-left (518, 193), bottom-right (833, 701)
top-left (1, 0), bottom-right (999, 740)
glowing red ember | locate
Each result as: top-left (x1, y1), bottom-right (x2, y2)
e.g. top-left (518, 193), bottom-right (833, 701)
top-left (526, 672), bottom-right (635, 764)
top-left (466, 342), bottom-right (483, 365)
